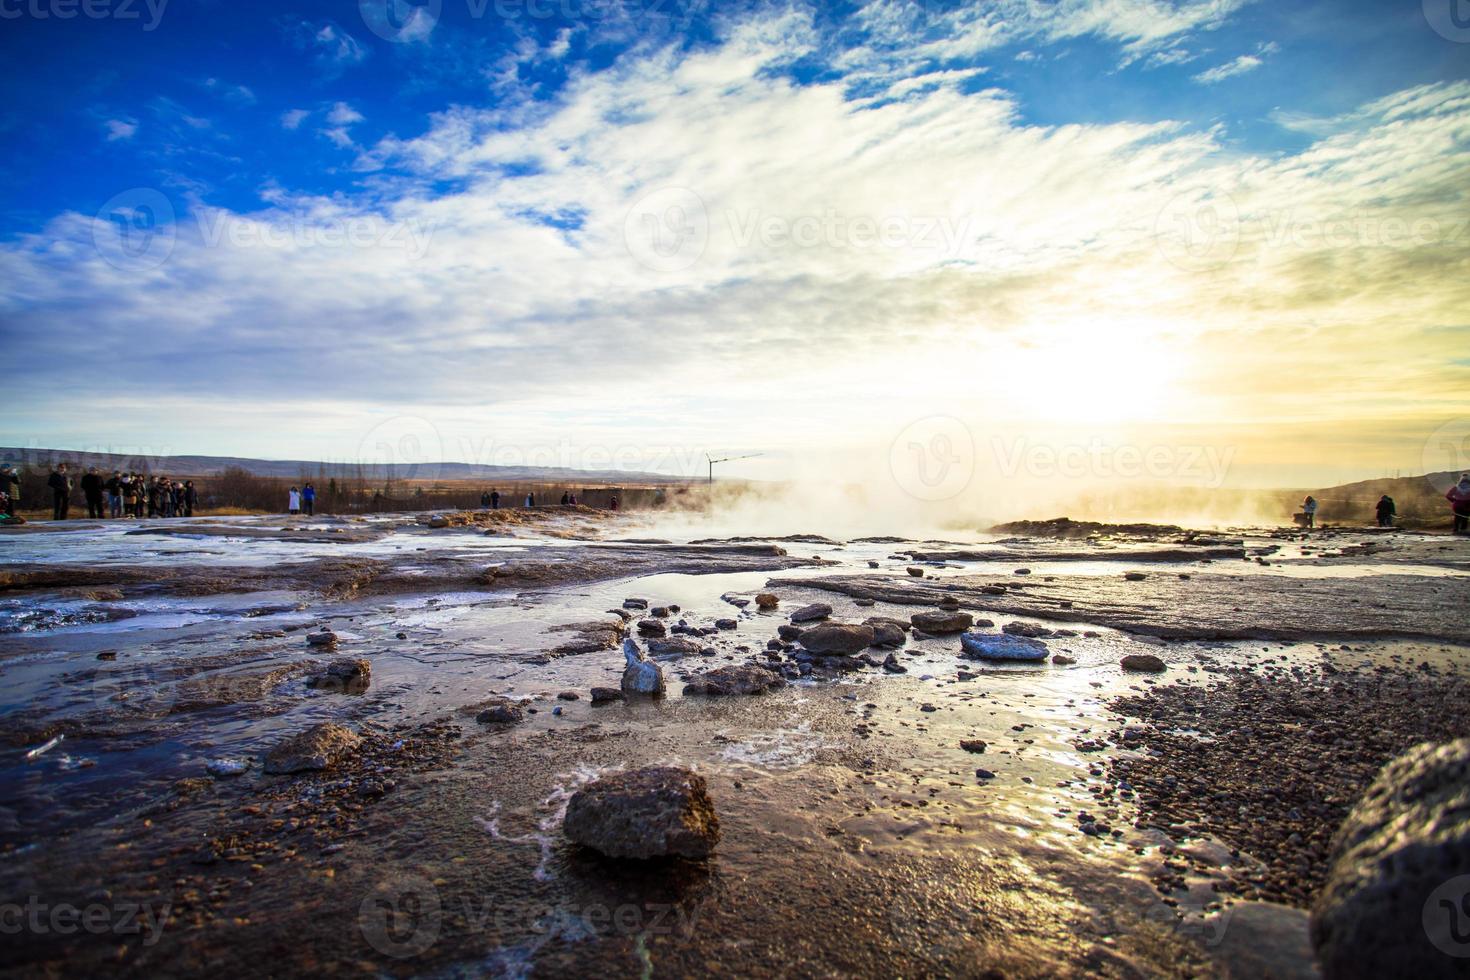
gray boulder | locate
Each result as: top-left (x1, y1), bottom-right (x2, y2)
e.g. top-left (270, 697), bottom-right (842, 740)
top-left (263, 723), bottom-right (361, 774)
top-left (1312, 739), bottom-right (1470, 979)
top-left (621, 639), bottom-right (666, 696)
top-left (1120, 653), bottom-right (1166, 673)
top-left (800, 623), bottom-right (876, 655)
top-left (911, 610), bottom-right (974, 634)
top-left (959, 632), bottom-right (1049, 661)
top-left (474, 696), bottom-right (526, 725)
top-left (869, 622), bottom-right (907, 648)
top-left (306, 657), bottom-right (371, 693)
top-left (563, 766), bottom-right (720, 859)
top-left (683, 664), bottom-right (785, 696)
top-left (647, 637), bottom-right (703, 658)
top-left (790, 603), bottom-right (832, 623)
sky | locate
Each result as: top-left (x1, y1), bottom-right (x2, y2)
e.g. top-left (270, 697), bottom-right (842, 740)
top-left (1, 0), bottom-right (1468, 495)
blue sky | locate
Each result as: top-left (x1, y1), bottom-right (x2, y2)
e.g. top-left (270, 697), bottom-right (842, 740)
top-left (1, 0), bottom-right (1468, 495)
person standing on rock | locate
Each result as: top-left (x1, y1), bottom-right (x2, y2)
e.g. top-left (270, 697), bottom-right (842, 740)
top-left (560, 491), bottom-right (570, 505)
top-left (184, 480), bottom-right (197, 517)
top-left (525, 491), bottom-right (535, 508)
top-left (288, 486), bottom-right (301, 515)
top-left (105, 471), bottom-right (123, 518)
top-left (81, 467), bottom-right (105, 519)
top-left (1447, 475), bottom-right (1470, 535)
top-left (480, 491), bottom-right (490, 509)
top-left (48, 463), bottom-right (72, 520)
top-left (302, 483), bottom-right (316, 516)
top-left (1301, 495), bottom-right (1318, 529)
top-left (1, 464), bottom-right (20, 519)
top-left (490, 489), bottom-right (500, 509)
top-left (1375, 495), bottom-right (1395, 528)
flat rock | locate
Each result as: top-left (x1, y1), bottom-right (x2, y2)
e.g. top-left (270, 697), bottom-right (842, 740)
top-left (754, 593), bottom-right (779, 609)
top-left (263, 723), bottom-right (361, 774)
top-left (306, 657), bottom-right (371, 693)
top-left (800, 623), bottom-right (876, 655)
top-left (563, 766), bottom-right (720, 859)
top-left (1120, 653), bottom-right (1166, 673)
top-left (683, 664), bottom-right (786, 696)
top-left (911, 610), bottom-right (974, 633)
top-left (647, 637), bottom-right (704, 658)
top-left (590, 687), bottom-right (625, 704)
top-left (959, 632), bottom-right (1049, 662)
top-left (474, 696), bottom-right (526, 725)
top-left (790, 603), bottom-right (832, 623)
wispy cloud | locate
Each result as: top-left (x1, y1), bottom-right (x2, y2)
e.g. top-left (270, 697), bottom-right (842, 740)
top-left (1193, 40), bottom-right (1278, 84)
top-left (281, 108), bottom-right (310, 131)
top-left (104, 117), bottom-right (137, 141)
top-left (291, 20), bottom-right (369, 77)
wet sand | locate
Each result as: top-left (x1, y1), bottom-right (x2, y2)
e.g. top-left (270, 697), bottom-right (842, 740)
top-left (1, 512), bottom-right (1466, 977)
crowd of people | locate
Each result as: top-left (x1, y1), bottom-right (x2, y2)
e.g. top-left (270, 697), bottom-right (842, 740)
top-left (0, 463), bottom-right (199, 523)
top-left (473, 489), bottom-right (620, 511)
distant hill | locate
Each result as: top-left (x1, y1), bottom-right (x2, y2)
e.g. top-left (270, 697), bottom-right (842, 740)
top-left (1305, 470), bottom-right (1463, 523)
top-left (0, 447), bottom-right (693, 486)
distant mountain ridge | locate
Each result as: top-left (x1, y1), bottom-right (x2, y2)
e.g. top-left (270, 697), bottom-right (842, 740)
top-left (0, 447), bottom-right (692, 485)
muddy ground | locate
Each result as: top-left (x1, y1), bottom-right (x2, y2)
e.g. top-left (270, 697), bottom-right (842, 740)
top-left (1, 511), bottom-right (1466, 978)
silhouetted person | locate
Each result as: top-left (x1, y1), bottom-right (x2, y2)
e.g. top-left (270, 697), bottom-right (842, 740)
top-left (81, 467), bottom-right (105, 519)
top-left (105, 471), bottom-right (122, 518)
top-left (1375, 495), bottom-right (1395, 528)
top-left (1301, 495), bottom-right (1318, 529)
top-left (1448, 475), bottom-right (1470, 535)
top-left (560, 492), bottom-right (570, 505)
top-left (184, 481), bottom-right (197, 517)
top-left (1, 464), bottom-right (20, 518)
top-left (48, 464), bottom-right (71, 520)
top-left (490, 489), bottom-right (500, 510)
top-left (525, 491), bottom-right (535, 508)
top-left (480, 491), bottom-right (490, 509)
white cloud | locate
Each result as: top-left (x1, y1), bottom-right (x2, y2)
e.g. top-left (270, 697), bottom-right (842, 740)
top-left (281, 108), bottom-right (311, 130)
top-left (104, 118), bottom-right (137, 141)
top-left (1193, 40), bottom-right (1279, 84)
top-left (5, 18), bottom-right (1468, 482)
top-left (329, 103), bottom-right (364, 127)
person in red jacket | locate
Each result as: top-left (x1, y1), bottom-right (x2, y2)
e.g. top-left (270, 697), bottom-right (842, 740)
top-left (1448, 474), bottom-right (1470, 535)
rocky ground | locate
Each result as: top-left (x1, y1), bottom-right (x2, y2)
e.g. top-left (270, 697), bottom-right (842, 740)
top-left (1099, 663), bottom-right (1470, 905)
top-left (0, 512), bottom-right (1466, 978)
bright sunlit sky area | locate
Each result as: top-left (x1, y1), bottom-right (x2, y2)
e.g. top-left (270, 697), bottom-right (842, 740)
top-left (2, 0), bottom-right (1468, 490)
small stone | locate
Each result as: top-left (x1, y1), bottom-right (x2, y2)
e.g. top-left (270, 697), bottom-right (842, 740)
top-left (790, 603), bottom-right (833, 623)
top-left (563, 767), bottom-right (720, 859)
top-left (1120, 654), bottom-right (1167, 673)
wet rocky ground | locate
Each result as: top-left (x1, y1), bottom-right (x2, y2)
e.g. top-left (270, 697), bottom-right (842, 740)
top-left (1, 511), bottom-right (1466, 978)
